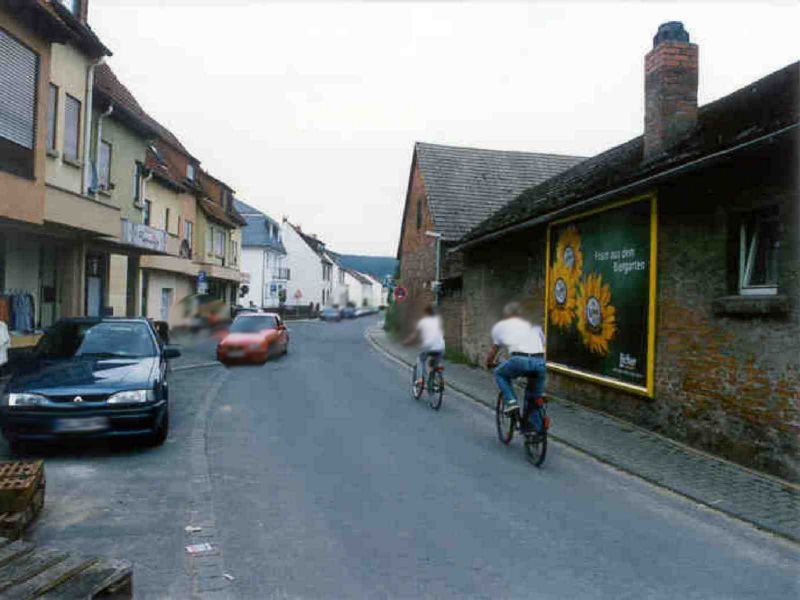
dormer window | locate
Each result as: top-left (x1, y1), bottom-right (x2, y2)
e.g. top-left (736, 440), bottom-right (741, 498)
top-left (187, 163), bottom-right (195, 181)
top-left (59, 0), bottom-right (80, 15)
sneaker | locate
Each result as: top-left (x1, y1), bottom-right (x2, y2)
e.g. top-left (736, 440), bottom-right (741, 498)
top-left (503, 401), bottom-right (520, 416)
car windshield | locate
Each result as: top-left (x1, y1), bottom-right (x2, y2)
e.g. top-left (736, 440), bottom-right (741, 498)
top-left (36, 321), bottom-right (157, 359)
top-left (230, 316), bottom-right (278, 333)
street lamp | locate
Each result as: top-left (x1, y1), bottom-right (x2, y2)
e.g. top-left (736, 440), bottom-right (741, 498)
top-left (425, 231), bottom-right (442, 306)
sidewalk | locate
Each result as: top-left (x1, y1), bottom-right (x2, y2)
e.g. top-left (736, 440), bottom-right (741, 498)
top-left (367, 326), bottom-right (800, 543)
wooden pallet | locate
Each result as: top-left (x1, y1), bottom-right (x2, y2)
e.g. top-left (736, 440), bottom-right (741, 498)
top-left (0, 461), bottom-right (46, 540)
top-left (0, 537), bottom-right (132, 599)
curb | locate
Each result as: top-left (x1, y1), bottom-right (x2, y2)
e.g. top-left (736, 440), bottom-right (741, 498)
top-left (365, 327), bottom-right (800, 544)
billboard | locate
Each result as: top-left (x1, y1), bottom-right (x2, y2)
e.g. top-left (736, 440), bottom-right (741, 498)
top-left (545, 193), bottom-right (657, 397)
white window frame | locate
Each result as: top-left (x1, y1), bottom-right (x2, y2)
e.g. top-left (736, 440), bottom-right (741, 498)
top-left (738, 216), bottom-right (778, 296)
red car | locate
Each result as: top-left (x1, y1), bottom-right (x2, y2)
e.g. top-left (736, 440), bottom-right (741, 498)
top-left (217, 313), bottom-right (289, 364)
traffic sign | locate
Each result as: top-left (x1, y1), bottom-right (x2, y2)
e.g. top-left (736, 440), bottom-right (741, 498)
top-left (394, 285), bottom-right (408, 303)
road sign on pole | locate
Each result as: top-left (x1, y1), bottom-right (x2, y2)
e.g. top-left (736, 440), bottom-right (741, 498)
top-left (394, 286), bottom-right (408, 303)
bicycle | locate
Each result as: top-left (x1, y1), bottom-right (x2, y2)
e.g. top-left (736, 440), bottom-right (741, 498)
top-left (495, 378), bottom-right (550, 467)
top-left (412, 353), bottom-right (445, 410)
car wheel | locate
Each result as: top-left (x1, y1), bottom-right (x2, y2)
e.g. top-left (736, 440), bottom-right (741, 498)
top-left (148, 410), bottom-right (169, 447)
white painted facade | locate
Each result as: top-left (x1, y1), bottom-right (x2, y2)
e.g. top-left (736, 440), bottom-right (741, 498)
top-left (282, 222), bottom-right (326, 308)
top-left (241, 247), bottom-right (287, 309)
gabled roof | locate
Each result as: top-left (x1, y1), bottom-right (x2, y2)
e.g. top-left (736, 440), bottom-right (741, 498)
top-left (48, 0), bottom-right (111, 57)
top-left (93, 64), bottom-right (158, 138)
top-left (346, 269), bottom-right (373, 285)
top-left (234, 199), bottom-right (286, 254)
top-left (286, 222), bottom-right (331, 261)
top-left (414, 142), bottom-right (585, 241)
top-left (462, 61), bottom-right (799, 246)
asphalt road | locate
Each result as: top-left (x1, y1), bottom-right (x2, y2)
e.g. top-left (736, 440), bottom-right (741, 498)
top-left (9, 317), bottom-right (800, 598)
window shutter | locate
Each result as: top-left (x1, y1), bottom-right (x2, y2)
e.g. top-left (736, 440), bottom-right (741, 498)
top-left (0, 29), bottom-right (38, 149)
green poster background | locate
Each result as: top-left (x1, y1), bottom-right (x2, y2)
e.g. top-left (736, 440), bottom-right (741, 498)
top-left (546, 197), bottom-right (653, 389)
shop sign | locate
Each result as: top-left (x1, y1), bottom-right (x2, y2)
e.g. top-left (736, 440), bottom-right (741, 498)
top-left (545, 193), bottom-right (657, 397)
top-left (122, 220), bottom-right (167, 253)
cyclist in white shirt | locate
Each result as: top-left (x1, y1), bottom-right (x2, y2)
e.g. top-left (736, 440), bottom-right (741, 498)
top-left (486, 302), bottom-right (546, 433)
top-left (404, 305), bottom-right (445, 387)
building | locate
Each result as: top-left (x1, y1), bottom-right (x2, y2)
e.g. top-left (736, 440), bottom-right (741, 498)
top-left (452, 24), bottom-right (799, 480)
top-left (282, 221), bottom-right (330, 308)
top-left (396, 141), bottom-right (584, 349)
top-left (343, 268), bottom-right (374, 308)
top-left (1, 0), bottom-right (114, 349)
top-left (236, 199), bottom-right (288, 309)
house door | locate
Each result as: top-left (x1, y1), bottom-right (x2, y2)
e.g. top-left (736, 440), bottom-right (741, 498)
top-left (85, 253), bottom-right (105, 317)
top-left (161, 288), bottom-right (174, 322)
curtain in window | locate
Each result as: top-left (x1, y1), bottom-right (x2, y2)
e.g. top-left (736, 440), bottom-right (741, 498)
top-left (64, 95), bottom-right (81, 161)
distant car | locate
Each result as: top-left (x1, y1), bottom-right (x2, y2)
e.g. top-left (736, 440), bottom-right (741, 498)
top-left (217, 313), bottom-right (289, 364)
top-left (0, 318), bottom-right (180, 452)
top-left (319, 307), bottom-right (342, 322)
top-left (341, 307), bottom-right (357, 319)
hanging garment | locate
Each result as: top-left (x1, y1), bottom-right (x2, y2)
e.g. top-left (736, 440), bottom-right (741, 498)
top-left (10, 294), bottom-right (34, 332)
top-left (0, 320), bottom-right (8, 367)
top-left (0, 296), bottom-right (9, 325)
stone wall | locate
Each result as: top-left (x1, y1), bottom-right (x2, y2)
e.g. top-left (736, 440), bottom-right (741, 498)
top-left (459, 157), bottom-right (800, 481)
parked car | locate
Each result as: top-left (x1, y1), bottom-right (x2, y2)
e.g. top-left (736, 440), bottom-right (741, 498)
top-left (341, 306), bottom-right (357, 319)
top-left (319, 307), bottom-right (342, 322)
top-left (0, 318), bottom-right (180, 452)
top-left (217, 313), bottom-right (289, 364)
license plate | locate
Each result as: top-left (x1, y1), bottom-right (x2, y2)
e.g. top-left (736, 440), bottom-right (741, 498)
top-left (227, 350), bottom-right (245, 358)
top-left (54, 417), bottom-right (109, 433)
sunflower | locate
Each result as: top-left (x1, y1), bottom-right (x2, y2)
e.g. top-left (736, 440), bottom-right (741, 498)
top-left (555, 226), bottom-right (583, 284)
top-left (576, 273), bottom-right (617, 356)
top-left (548, 261), bottom-right (576, 329)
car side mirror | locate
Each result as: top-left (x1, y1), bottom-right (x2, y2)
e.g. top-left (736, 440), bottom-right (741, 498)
top-left (164, 345), bottom-right (182, 359)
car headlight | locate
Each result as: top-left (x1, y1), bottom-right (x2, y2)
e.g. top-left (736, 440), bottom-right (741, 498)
top-left (107, 390), bottom-right (155, 405)
top-left (3, 393), bottom-right (48, 407)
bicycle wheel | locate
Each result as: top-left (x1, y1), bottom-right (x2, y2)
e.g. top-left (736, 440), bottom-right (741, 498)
top-left (496, 393), bottom-right (514, 444)
top-left (428, 370), bottom-right (444, 411)
top-left (411, 365), bottom-right (424, 400)
top-left (524, 408), bottom-right (548, 467)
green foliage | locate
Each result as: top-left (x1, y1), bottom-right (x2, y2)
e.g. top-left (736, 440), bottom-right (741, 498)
top-left (383, 302), bottom-right (400, 333)
top-left (444, 347), bottom-right (478, 367)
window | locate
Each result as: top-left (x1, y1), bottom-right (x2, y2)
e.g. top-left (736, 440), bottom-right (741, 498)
top-left (416, 198), bottom-right (422, 229)
top-left (98, 140), bottom-right (112, 189)
top-left (133, 164), bottom-right (142, 204)
top-left (0, 28), bottom-right (38, 178)
top-left (739, 207), bottom-right (780, 295)
top-left (164, 208), bottom-right (171, 233)
top-left (184, 221), bottom-right (194, 250)
top-left (47, 84), bottom-right (58, 152)
top-left (214, 229), bottom-right (225, 257)
top-left (63, 94), bottom-right (81, 162)
top-left (59, 0), bottom-right (80, 15)
top-left (187, 163), bottom-right (195, 181)
top-left (143, 199), bottom-right (151, 226)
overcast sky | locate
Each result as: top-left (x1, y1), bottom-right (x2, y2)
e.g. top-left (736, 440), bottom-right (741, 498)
top-left (90, 1), bottom-right (798, 256)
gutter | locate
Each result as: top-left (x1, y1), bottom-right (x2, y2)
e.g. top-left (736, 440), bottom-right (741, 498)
top-left (450, 122), bottom-right (799, 253)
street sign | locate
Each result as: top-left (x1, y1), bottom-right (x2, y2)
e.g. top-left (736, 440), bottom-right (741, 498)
top-left (197, 271), bottom-right (208, 295)
top-left (394, 285), bottom-right (408, 303)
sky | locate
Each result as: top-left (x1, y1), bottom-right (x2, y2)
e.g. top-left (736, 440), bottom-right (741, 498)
top-left (90, 1), bottom-right (798, 256)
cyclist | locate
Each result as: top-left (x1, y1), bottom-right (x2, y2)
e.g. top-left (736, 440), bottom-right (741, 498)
top-left (404, 304), bottom-right (445, 387)
top-left (485, 302), bottom-right (546, 434)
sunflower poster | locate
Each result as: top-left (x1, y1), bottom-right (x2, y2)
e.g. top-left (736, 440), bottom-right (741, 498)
top-left (545, 194), bottom-right (656, 396)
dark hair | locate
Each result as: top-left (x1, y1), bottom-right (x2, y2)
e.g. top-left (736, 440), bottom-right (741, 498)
top-left (423, 305), bottom-right (436, 317)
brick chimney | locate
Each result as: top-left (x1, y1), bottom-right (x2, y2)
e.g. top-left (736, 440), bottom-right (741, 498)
top-left (644, 22), bottom-right (698, 159)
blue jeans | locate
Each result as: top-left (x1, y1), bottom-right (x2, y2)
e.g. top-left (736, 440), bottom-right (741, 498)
top-left (417, 351), bottom-right (442, 382)
top-left (494, 356), bottom-right (546, 429)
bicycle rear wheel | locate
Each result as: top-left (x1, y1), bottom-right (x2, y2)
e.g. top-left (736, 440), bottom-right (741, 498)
top-left (524, 433), bottom-right (547, 467)
top-left (496, 393), bottom-right (514, 444)
top-left (412, 366), bottom-right (424, 400)
top-left (428, 370), bottom-right (444, 411)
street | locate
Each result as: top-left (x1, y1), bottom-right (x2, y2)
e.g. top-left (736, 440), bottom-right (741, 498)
top-left (7, 317), bottom-right (798, 598)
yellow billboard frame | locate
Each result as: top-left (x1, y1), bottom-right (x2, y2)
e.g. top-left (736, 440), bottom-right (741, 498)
top-left (544, 191), bottom-right (658, 398)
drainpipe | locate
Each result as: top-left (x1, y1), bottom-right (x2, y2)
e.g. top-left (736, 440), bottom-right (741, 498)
top-left (82, 57), bottom-right (105, 195)
top-left (141, 170), bottom-right (154, 215)
top-left (94, 103), bottom-right (114, 190)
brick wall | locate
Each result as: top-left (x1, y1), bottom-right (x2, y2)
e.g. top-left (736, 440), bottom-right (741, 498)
top-left (397, 160), bottom-right (437, 332)
top-left (460, 156), bottom-right (800, 481)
